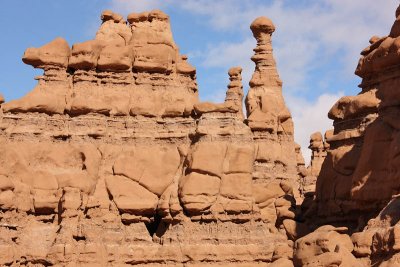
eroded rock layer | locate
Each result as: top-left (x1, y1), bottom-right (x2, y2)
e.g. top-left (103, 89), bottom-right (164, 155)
top-left (297, 4), bottom-right (400, 267)
top-left (312, 6), bottom-right (400, 226)
top-left (0, 10), bottom-right (301, 266)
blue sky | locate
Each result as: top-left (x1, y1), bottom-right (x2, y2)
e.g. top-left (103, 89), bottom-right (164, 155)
top-left (0, 0), bottom-right (398, 160)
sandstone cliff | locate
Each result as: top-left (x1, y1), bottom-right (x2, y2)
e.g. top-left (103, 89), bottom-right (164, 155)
top-left (311, 5), bottom-right (400, 227)
top-left (4, 4), bottom-right (400, 266)
top-left (297, 4), bottom-right (400, 266)
top-left (0, 10), bottom-right (301, 266)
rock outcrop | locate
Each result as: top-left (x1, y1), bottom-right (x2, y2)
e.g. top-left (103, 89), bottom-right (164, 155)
top-left (6, 4), bottom-right (400, 266)
top-left (299, 132), bottom-right (328, 204)
top-left (3, 10), bottom-right (197, 117)
top-left (0, 10), bottom-right (302, 266)
top-left (245, 17), bottom-right (300, 209)
top-left (297, 4), bottom-right (400, 267)
top-left (312, 5), bottom-right (400, 227)
top-left (307, 132), bottom-right (329, 178)
top-left (194, 66), bottom-right (244, 117)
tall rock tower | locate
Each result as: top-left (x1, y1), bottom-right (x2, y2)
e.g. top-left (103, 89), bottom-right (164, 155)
top-left (245, 17), bottom-right (300, 203)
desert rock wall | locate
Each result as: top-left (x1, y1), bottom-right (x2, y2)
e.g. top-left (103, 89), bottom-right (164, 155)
top-left (8, 4), bottom-right (400, 266)
top-left (312, 6), bottom-right (400, 227)
top-left (295, 5), bottom-right (400, 267)
top-left (0, 10), bottom-right (301, 266)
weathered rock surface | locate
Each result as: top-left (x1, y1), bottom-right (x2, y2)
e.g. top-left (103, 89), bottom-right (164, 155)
top-left (311, 4), bottom-right (400, 227)
top-left (298, 4), bottom-right (400, 267)
top-left (245, 16), bottom-right (300, 211)
top-left (6, 4), bottom-right (400, 266)
top-left (298, 133), bottom-right (329, 214)
top-left (3, 10), bottom-right (197, 117)
top-left (294, 225), bottom-right (362, 267)
top-left (0, 10), bottom-right (302, 266)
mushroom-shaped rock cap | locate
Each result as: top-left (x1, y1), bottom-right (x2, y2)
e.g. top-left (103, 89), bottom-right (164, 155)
top-left (101, 10), bottom-right (125, 23)
top-left (369, 36), bottom-right (380, 44)
top-left (127, 12), bottom-right (149, 24)
top-left (250, 16), bottom-right (275, 35)
top-left (228, 66), bottom-right (242, 76)
top-left (101, 10), bottom-right (114, 21)
top-left (310, 132), bottom-right (323, 142)
top-left (22, 37), bottom-right (70, 68)
top-left (149, 10), bottom-right (169, 21)
top-left (0, 93), bottom-right (4, 104)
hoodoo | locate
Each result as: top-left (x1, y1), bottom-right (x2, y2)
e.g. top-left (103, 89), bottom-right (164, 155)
top-left (297, 4), bottom-right (400, 266)
top-left (2, 4), bottom-right (400, 267)
top-left (0, 10), bottom-right (302, 266)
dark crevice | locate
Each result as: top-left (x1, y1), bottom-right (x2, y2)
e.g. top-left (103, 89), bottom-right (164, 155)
top-left (189, 168), bottom-right (220, 178)
top-left (57, 199), bottom-right (63, 225)
top-left (67, 67), bottom-right (75, 75)
top-left (24, 259), bottom-right (53, 266)
top-left (53, 135), bottom-right (70, 141)
top-left (145, 214), bottom-right (162, 237)
top-left (154, 221), bottom-right (169, 240)
top-left (73, 235), bottom-right (86, 241)
top-left (1, 224), bottom-right (17, 231)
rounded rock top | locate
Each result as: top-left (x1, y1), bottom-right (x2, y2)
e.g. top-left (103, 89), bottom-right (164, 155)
top-left (250, 16), bottom-right (275, 34)
top-left (149, 9), bottom-right (169, 21)
top-left (127, 12), bottom-right (149, 24)
top-left (228, 67), bottom-right (242, 76)
top-left (101, 10), bottom-right (125, 23)
top-left (310, 132), bottom-right (323, 142)
top-left (127, 10), bottom-right (169, 24)
top-left (101, 10), bottom-right (114, 21)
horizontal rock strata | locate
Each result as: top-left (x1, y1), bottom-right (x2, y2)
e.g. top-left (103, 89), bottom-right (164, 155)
top-left (0, 10), bottom-right (301, 266)
top-left (299, 4), bottom-right (400, 267)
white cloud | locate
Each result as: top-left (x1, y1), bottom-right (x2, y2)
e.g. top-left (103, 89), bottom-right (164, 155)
top-left (287, 92), bottom-right (344, 164)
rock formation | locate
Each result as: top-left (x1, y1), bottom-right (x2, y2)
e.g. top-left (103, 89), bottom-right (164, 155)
top-left (297, 4), bottom-right (400, 267)
top-left (0, 10), bottom-right (302, 266)
top-left (6, 3), bottom-right (400, 266)
top-left (311, 5), bottom-right (400, 227)
top-left (3, 10), bottom-right (197, 117)
top-left (307, 132), bottom-right (329, 178)
top-left (194, 66), bottom-right (244, 117)
top-left (299, 132), bottom-right (328, 206)
top-left (245, 17), bottom-right (301, 207)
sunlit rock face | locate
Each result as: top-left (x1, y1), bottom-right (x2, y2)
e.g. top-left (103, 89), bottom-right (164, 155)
top-left (6, 4), bottom-right (400, 266)
top-left (299, 4), bottom-right (400, 267)
top-left (312, 4), bottom-right (400, 225)
top-left (0, 10), bottom-right (301, 266)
